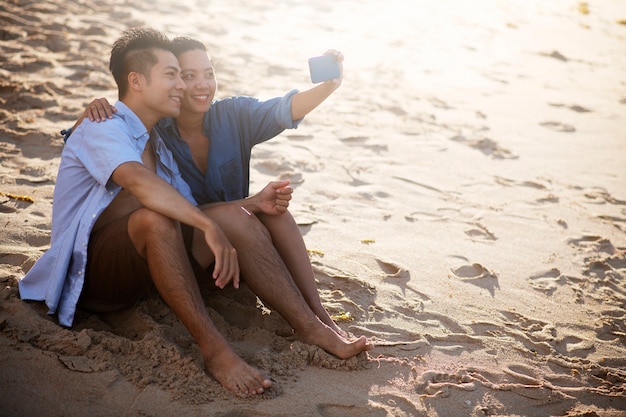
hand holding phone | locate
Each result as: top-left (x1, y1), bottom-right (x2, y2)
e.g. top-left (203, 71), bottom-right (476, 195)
top-left (308, 54), bottom-right (341, 84)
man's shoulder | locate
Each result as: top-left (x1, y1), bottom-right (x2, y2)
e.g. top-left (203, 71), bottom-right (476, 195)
top-left (74, 113), bottom-right (142, 144)
top-left (75, 115), bottom-right (129, 135)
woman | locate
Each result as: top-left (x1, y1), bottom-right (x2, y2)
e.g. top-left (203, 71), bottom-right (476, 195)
top-left (78, 37), bottom-right (347, 335)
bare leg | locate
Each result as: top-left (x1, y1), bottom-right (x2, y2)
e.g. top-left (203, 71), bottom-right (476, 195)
top-left (257, 211), bottom-right (345, 335)
top-left (194, 204), bottom-right (372, 359)
top-left (127, 208), bottom-right (272, 396)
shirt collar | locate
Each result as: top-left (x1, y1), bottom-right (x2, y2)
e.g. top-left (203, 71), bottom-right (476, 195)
top-left (114, 101), bottom-right (150, 140)
top-left (158, 116), bottom-right (183, 142)
top-left (158, 112), bottom-right (211, 141)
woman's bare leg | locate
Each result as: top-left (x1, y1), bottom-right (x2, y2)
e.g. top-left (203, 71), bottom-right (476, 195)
top-left (195, 204), bottom-right (372, 357)
top-left (257, 210), bottom-right (345, 335)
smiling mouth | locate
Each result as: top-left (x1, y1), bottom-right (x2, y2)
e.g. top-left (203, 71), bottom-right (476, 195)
top-left (171, 96), bottom-right (182, 104)
top-left (191, 95), bottom-right (209, 100)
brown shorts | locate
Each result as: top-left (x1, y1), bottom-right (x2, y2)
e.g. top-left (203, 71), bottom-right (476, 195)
top-left (79, 212), bottom-right (200, 312)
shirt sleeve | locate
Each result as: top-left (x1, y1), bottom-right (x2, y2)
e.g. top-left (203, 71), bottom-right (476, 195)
top-left (234, 89), bottom-right (303, 148)
top-left (70, 118), bottom-right (144, 188)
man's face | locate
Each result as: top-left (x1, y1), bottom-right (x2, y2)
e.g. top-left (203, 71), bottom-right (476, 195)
top-left (143, 49), bottom-right (186, 118)
top-left (177, 49), bottom-right (217, 114)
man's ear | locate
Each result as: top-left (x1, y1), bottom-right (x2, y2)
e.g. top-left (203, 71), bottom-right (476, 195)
top-left (127, 72), bottom-right (144, 92)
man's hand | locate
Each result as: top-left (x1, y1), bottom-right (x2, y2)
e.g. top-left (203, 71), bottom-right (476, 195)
top-left (112, 161), bottom-right (241, 290)
top-left (201, 221), bottom-right (240, 289)
top-left (249, 180), bottom-right (293, 216)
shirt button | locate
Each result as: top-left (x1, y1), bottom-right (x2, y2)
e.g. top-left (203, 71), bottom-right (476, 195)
top-left (92, 214), bottom-right (97, 218)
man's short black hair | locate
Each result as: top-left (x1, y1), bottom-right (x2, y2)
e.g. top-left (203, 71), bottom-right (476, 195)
top-left (109, 27), bottom-right (173, 99)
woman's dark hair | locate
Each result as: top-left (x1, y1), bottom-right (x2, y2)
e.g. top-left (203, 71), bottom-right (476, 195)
top-left (171, 36), bottom-right (207, 57)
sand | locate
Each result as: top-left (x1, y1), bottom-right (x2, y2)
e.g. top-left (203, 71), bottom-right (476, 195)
top-left (1, 0), bottom-right (625, 416)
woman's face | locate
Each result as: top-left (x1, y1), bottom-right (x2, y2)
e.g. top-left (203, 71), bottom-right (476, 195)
top-left (177, 49), bottom-right (217, 114)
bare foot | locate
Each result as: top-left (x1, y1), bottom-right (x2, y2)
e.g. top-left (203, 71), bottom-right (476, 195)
top-left (309, 304), bottom-right (349, 338)
top-left (202, 343), bottom-right (272, 396)
top-left (298, 319), bottom-right (373, 359)
top-left (318, 313), bottom-right (349, 338)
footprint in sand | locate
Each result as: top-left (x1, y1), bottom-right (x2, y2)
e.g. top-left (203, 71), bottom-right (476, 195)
top-left (595, 309), bottom-right (626, 343)
top-left (539, 121), bottom-right (576, 132)
top-left (464, 222), bottom-right (497, 242)
top-left (375, 258), bottom-right (410, 279)
top-left (405, 211), bottom-right (446, 223)
top-left (310, 261), bottom-right (377, 320)
top-left (363, 393), bottom-right (421, 417)
top-left (596, 214), bottom-right (626, 233)
top-left (450, 263), bottom-right (499, 296)
top-left (450, 135), bottom-right (518, 159)
top-left (382, 104), bottom-right (408, 116)
top-left (428, 96), bottom-right (454, 110)
top-left (548, 102), bottom-right (592, 113)
top-left (285, 133), bottom-right (314, 141)
top-left (567, 235), bottom-right (616, 254)
top-left (494, 176), bottom-right (548, 190)
top-left (414, 370), bottom-right (476, 396)
top-left (545, 355), bottom-right (626, 399)
top-left (393, 176), bottom-right (447, 198)
top-left (583, 254), bottom-right (626, 281)
top-left (342, 162), bottom-right (371, 186)
top-left (527, 268), bottom-right (565, 295)
top-left (555, 334), bottom-right (595, 357)
top-left (539, 50), bottom-right (568, 61)
top-left (372, 258), bottom-right (412, 297)
top-left (451, 263), bottom-right (497, 280)
top-left (498, 311), bottom-right (556, 355)
top-left (535, 194), bottom-right (559, 204)
top-left (318, 400), bottom-right (400, 417)
top-left (339, 135), bottom-right (388, 153)
top-left (563, 239), bottom-right (626, 306)
top-left (583, 188), bottom-right (626, 205)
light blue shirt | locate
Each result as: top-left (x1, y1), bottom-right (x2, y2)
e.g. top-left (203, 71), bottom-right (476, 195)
top-left (19, 102), bottom-right (195, 327)
top-left (155, 90), bottom-right (301, 204)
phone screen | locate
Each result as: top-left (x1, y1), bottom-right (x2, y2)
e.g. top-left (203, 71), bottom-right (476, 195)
top-left (308, 55), bottom-right (340, 84)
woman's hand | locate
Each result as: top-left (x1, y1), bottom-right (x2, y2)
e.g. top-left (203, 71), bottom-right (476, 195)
top-left (83, 97), bottom-right (117, 122)
top-left (252, 180), bottom-right (293, 216)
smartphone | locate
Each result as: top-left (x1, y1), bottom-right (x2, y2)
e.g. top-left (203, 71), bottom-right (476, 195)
top-left (308, 54), bottom-right (340, 84)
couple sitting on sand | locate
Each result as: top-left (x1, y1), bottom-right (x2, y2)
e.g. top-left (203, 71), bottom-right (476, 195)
top-left (19, 27), bottom-right (372, 396)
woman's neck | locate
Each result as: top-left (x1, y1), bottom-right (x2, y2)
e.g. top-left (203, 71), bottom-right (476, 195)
top-left (175, 110), bottom-right (204, 136)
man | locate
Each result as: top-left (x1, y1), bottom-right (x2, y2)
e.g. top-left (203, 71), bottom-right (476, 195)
top-left (19, 27), bottom-right (372, 397)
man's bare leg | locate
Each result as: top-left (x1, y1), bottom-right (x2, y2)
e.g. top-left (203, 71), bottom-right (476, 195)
top-left (195, 205), bottom-right (373, 359)
top-left (257, 211), bottom-right (345, 336)
top-left (127, 208), bottom-right (272, 395)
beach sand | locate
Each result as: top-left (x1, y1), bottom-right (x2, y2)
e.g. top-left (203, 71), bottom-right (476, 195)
top-left (1, 0), bottom-right (625, 415)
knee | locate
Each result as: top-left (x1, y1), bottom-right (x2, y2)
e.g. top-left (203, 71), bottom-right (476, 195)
top-left (129, 207), bottom-right (179, 238)
top-left (242, 210), bottom-right (272, 241)
top-left (205, 203), bottom-right (271, 239)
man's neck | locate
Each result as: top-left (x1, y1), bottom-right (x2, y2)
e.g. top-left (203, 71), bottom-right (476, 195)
top-left (121, 97), bottom-right (159, 132)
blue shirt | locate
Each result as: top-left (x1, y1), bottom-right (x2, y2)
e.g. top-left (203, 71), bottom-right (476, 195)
top-left (155, 90), bottom-right (302, 204)
top-left (19, 102), bottom-right (195, 327)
